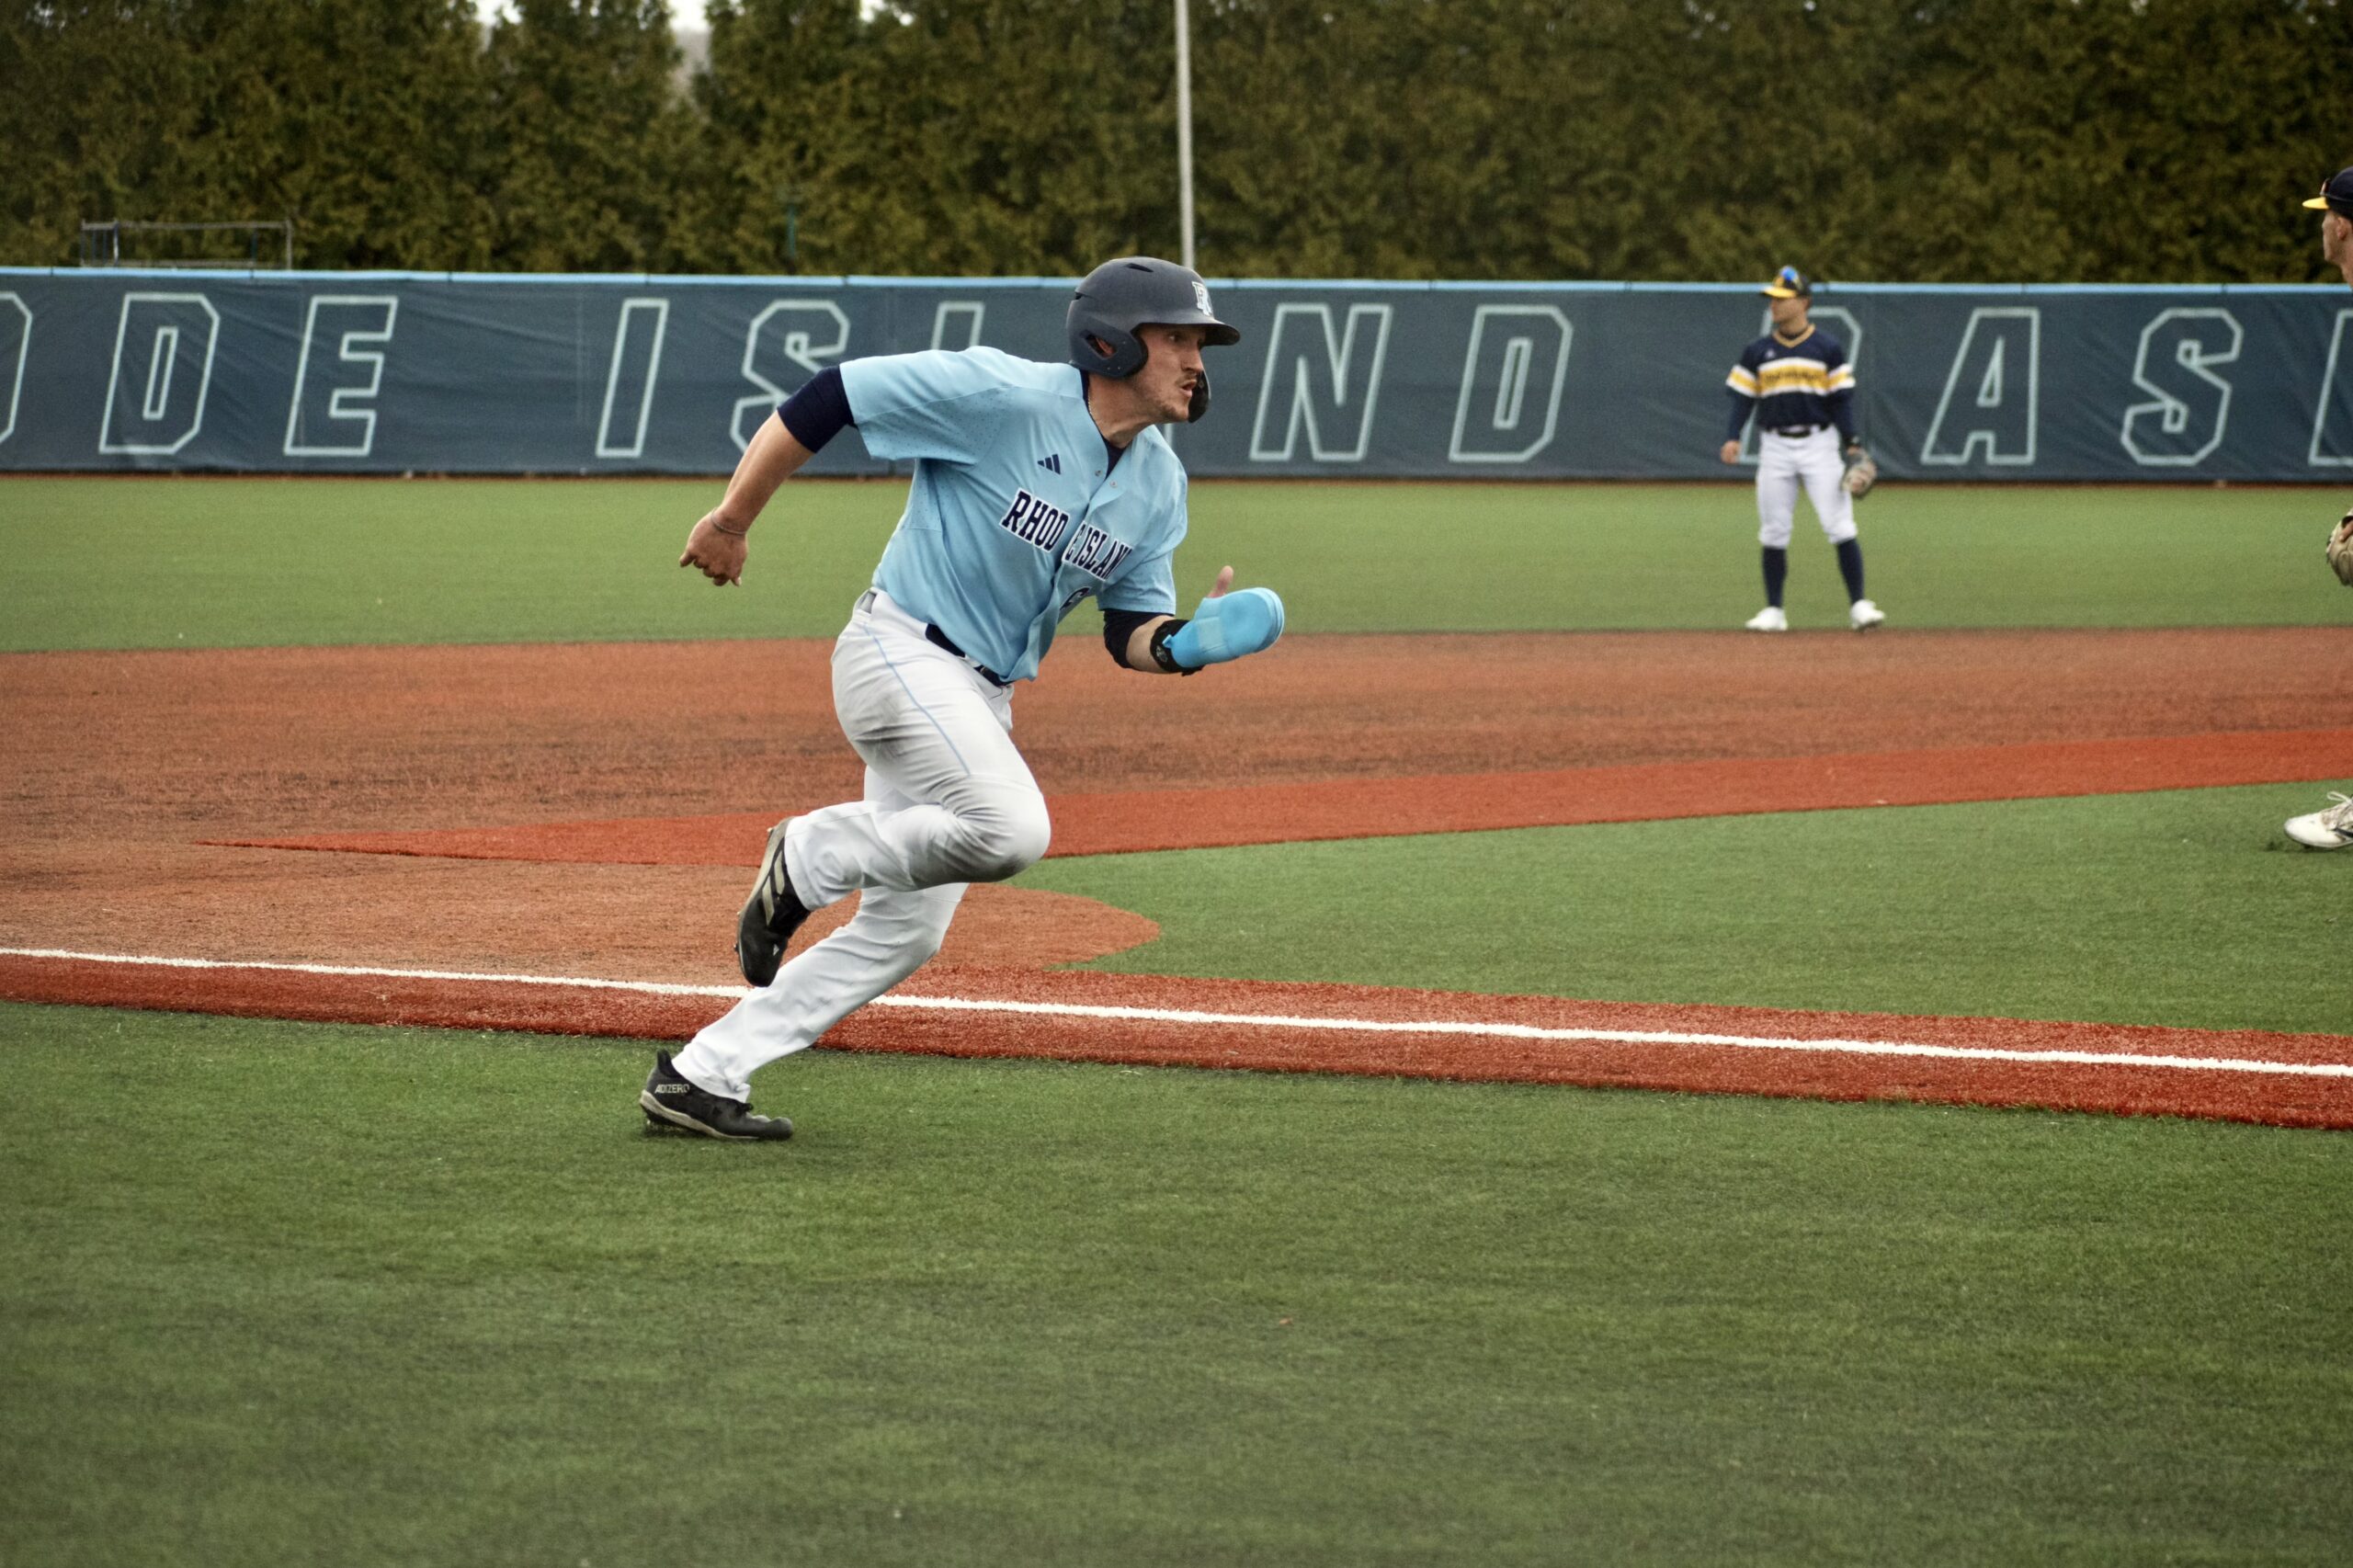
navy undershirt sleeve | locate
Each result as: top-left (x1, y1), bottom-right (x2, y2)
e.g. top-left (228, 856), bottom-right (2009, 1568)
top-left (1724, 390), bottom-right (1755, 445)
top-left (1829, 392), bottom-right (1858, 445)
top-left (775, 366), bottom-right (854, 452)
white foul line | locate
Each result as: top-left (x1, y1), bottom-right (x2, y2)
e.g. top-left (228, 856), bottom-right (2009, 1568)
top-left (5, 946), bottom-right (2349, 1081)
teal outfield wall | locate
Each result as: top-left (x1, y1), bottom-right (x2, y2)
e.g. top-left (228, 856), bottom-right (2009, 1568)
top-left (4, 269), bottom-right (2351, 482)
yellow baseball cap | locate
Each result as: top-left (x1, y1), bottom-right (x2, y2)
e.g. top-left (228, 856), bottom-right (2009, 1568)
top-left (2304, 168), bottom-right (2353, 217)
top-left (1761, 265), bottom-right (1812, 300)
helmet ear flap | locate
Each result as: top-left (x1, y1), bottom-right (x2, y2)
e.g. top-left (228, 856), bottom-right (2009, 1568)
top-left (1068, 319), bottom-right (1146, 379)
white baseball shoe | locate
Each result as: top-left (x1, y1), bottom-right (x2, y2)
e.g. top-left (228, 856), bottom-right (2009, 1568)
top-left (1848, 598), bottom-right (1886, 631)
top-left (1745, 606), bottom-right (1788, 632)
top-left (2284, 791), bottom-right (2353, 850)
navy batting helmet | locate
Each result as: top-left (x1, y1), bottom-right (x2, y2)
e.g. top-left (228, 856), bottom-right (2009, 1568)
top-left (1066, 256), bottom-right (1240, 380)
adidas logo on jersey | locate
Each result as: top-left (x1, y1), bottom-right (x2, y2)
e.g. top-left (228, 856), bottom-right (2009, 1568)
top-left (1037, 453), bottom-right (1063, 474)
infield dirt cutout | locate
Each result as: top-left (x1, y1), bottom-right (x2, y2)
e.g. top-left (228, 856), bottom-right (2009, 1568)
top-left (6, 627), bottom-right (2353, 1128)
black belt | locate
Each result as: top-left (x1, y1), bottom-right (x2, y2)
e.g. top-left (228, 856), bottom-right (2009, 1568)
top-left (923, 622), bottom-right (1010, 687)
top-left (1767, 424), bottom-right (1825, 437)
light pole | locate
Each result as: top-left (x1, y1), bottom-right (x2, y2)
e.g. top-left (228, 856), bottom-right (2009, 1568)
top-left (1175, 0), bottom-right (1195, 270)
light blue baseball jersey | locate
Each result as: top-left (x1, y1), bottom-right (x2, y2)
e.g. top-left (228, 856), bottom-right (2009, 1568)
top-left (840, 347), bottom-right (1188, 683)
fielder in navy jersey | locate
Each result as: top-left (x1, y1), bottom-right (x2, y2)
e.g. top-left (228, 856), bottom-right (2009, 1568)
top-left (1719, 266), bottom-right (1884, 632)
top-left (2285, 172), bottom-right (2353, 850)
top-left (641, 256), bottom-right (1285, 1140)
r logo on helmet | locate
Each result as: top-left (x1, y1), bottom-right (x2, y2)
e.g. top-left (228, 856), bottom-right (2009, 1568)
top-left (1193, 281), bottom-right (1212, 314)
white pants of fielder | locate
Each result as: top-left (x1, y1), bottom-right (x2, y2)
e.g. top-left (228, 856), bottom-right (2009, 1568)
top-left (675, 589), bottom-right (1051, 1101)
top-left (1756, 426), bottom-right (1856, 547)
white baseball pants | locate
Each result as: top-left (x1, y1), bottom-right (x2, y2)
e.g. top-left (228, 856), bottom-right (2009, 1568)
top-left (676, 589), bottom-right (1051, 1101)
top-left (1756, 426), bottom-right (1856, 548)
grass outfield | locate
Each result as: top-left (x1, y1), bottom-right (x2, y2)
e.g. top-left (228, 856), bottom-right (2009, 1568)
top-left (4, 1004), bottom-right (2350, 1568)
top-left (1019, 783), bottom-right (2353, 1038)
top-left (3, 475), bottom-right (2347, 651)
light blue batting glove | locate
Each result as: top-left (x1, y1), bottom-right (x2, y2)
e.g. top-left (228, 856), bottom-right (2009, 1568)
top-left (1166, 586), bottom-right (1285, 669)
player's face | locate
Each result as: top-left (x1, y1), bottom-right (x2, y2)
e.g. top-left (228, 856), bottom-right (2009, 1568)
top-left (1768, 294), bottom-right (1809, 333)
top-left (1135, 324), bottom-right (1211, 423)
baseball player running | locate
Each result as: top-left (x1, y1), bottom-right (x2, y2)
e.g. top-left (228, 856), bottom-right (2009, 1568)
top-left (2287, 170), bottom-right (2353, 850)
top-left (642, 257), bottom-right (1284, 1138)
top-left (1719, 266), bottom-right (1884, 632)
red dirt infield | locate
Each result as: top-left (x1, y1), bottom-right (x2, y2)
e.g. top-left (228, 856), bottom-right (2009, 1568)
top-left (6, 626), bottom-right (2353, 1128)
top-left (214, 728), bottom-right (2353, 864)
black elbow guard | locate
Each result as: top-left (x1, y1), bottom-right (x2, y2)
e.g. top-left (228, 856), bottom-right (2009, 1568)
top-left (1101, 607), bottom-right (1157, 666)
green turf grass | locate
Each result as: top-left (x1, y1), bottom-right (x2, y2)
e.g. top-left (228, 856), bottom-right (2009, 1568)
top-left (1017, 783), bottom-right (2353, 1038)
top-left (1197, 479), bottom-right (2353, 633)
top-left (3, 476), bottom-right (2343, 651)
top-left (0, 476), bottom-right (903, 651)
top-left (3, 1003), bottom-right (2348, 1568)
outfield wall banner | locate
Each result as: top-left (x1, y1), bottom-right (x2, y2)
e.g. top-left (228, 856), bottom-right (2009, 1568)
top-left (4, 268), bottom-right (2351, 482)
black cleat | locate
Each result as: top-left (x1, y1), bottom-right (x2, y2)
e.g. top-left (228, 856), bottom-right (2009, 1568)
top-left (734, 817), bottom-right (810, 987)
top-left (640, 1050), bottom-right (792, 1141)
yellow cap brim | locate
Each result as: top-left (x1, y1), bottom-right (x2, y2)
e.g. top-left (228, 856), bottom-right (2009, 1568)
top-left (2305, 196), bottom-right (2334, 210)
top-left (1761, 286), bottom-right (1802, 299)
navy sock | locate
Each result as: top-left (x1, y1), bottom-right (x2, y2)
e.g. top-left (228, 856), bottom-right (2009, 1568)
top-left (1836, 538), bottom-right (1866, 601)
top-left (1761, 546), bottom-right (1788, 608)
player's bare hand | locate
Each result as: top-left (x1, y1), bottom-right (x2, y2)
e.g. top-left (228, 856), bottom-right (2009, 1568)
top-left (1203, 565), bottom-right (1234, 598)
top-left (1719, 440), bottom-right (1741, 465)
top-left (679, 511), bottom-right (748, 587)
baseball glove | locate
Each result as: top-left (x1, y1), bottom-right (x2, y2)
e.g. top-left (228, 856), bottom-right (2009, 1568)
top-left (2330, 510), bottom-right (2353, 587)
top-left (1841, 444), bottom-right (1879, 499)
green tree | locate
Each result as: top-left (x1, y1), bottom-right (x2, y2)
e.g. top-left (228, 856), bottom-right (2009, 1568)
top-left (7, 0), bottom-right (2352, 280)
top-left (1867, 0), bottom-right (2353, 284)
top-left (0, 0), bottom-right (496, 270)
top-left (858, 0), bottom-right (1176, 272)
top-left (688, 0), bottom-right (1183, 276)
top-left (677, 0), bottom-right (875, 273)
top-left (0, 0), bottom-right (209, 265)
top-left (193, 0), bottom-right (498, 269)
top-left (483, 0), bottom-right (696, 272)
